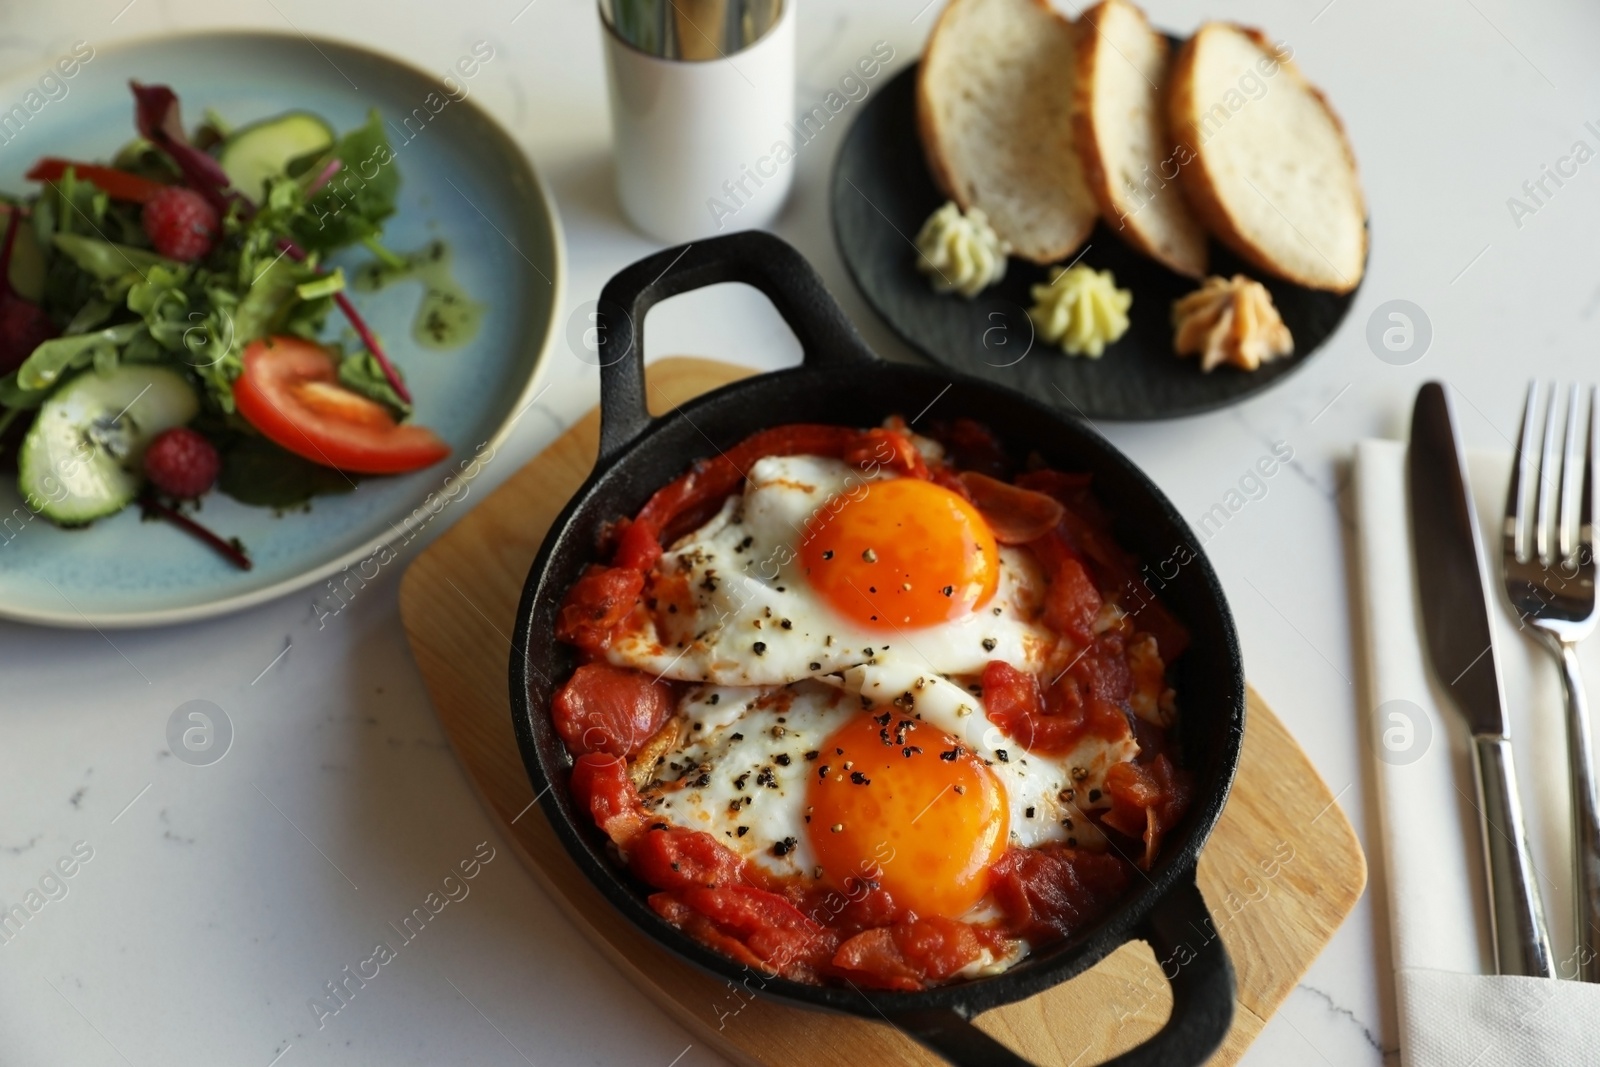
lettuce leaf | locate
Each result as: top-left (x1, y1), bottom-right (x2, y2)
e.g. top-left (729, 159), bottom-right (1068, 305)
top-left (14, 321), bottom-right (145, 392)
top-left (291, 111), bottom-right (399, 253)
top-left (52, 233), bottom-right (177, 281)
top-left (337, 348), bottom-right (410, 418)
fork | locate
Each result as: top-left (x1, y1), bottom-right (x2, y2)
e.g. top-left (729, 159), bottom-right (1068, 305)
top-left (1503, 381), bottom-right (1600, 981)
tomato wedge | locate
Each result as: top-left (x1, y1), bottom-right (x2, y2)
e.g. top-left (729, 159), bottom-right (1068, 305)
top-left (26, 158), bottom-right (168, 203)
top-left (232, 336), bottom-right (449, 475)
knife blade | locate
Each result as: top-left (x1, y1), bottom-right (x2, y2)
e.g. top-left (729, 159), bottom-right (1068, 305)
top-left (1408, 381), bottom-right (1555, 977)
top-left (1409, 382), bottom-right (1509, 735)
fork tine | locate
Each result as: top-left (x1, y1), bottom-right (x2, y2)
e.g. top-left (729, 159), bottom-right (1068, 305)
top-left (1510, 381), bottom-right (1541, 564)
top-left (1538, 381), bottom-right (1564, 565)
top-left (1560, 383), bottom-right (1586, 563)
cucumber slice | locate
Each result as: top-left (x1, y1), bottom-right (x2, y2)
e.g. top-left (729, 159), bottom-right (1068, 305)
top-left (219, 112), bottom-right (336, 200)
top-left (18, 365), bottom-right (200, 526)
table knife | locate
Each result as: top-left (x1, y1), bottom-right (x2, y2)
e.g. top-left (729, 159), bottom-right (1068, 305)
top-left (1409, 381), bottom-right (1556, 977)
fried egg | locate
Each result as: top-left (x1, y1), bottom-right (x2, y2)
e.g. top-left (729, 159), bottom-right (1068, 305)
top-left (640, 673), bottom-right (1136, 907)
top-left (606, 455), bottom-right (1053, 687)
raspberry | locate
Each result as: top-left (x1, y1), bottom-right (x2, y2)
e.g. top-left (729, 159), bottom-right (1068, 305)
top-left (141, 186), bottom-right (218, 262)
top-left (143, 427), bottom-right (221, 498)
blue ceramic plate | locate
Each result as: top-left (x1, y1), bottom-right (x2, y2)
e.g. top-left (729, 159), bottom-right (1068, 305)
top-left (0, 31), bottom-right (564, 627)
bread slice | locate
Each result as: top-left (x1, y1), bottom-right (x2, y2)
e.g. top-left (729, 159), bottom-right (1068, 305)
top-left (1073, 0), bottom-right (1208, 278)
top-left (917, 0), bottom-right (1098, 264)
top-left (1168, 24), bottom-right (1365, 292)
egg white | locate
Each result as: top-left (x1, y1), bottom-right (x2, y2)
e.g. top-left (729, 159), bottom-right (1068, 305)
top-left (641, 681), bottom-right (859, 879)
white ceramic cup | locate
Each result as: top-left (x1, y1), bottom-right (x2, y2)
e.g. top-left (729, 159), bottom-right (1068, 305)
top-left (601, 0), bottom-right (795, 244)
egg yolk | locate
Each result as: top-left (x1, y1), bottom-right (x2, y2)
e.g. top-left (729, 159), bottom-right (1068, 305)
top-left (805, 712), bottom-right (1008, 920)
top-left (800, 477), bottom-right (999, 630)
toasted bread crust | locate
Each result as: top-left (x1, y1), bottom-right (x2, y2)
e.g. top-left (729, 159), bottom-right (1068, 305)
top-left (1167, 32), bottom-right (1250, 272)
top-left (1169, 24), bottom-right (1366, 293)
top-left (1070, 2), bottom-right (1117, 221)
top-left (1027, 0), bottom-right (1097, 262)
top-left (915, 0), bottom-right (964, 205)
top-left (1072, 0), bottom-right (1205, 278)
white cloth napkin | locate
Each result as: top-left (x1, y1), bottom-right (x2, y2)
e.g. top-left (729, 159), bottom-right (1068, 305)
top-left (1353, 439), bottom-right (1600, 1066)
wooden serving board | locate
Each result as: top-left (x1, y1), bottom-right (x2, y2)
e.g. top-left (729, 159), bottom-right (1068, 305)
top-left (398, 358), bottom-right (1366, 1066)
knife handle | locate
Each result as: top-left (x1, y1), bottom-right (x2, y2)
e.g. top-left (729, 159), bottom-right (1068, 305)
top-left (1472, 734), bottom-right (1556, 977)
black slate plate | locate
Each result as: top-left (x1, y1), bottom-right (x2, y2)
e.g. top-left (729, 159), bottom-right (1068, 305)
top-left (831, 62), bottom-right (1363, 421)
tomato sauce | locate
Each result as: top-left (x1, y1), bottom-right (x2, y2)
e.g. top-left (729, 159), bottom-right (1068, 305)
top-left (551, 417), bottom-right (1193, 989)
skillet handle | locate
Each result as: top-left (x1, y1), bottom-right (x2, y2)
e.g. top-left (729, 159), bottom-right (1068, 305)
top-left (593, 231), bottom-right (878, 464)
top-left (887, 875), bottom-right (1235, 1067)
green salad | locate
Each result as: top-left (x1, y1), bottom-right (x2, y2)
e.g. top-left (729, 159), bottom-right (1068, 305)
top-left (0, 81), bottom-right (476, 568)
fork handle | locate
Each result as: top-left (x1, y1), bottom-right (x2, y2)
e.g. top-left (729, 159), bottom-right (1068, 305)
top-left (1472, 734), bottom-right (1556, 977)
top-left (1554, 641), bottom-right (1600, 981)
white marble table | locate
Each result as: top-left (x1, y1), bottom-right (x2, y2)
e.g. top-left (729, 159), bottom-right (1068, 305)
top-left (3, 0), bottom-right (1598, 1063)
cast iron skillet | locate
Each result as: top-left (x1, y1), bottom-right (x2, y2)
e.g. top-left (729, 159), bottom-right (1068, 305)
top-left (509, 231), bottom-right (1246, 1066)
